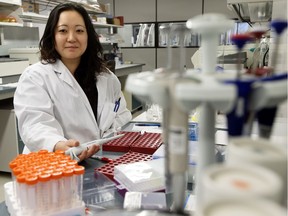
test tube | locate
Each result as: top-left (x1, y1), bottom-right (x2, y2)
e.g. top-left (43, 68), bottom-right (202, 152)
top-left (24, 175), bottom-right (38, 215)
top-left (37, 172), bottom-right (52, 213)
top-left (51, 170), bottom-right (63, 212)
top-left (16, 173), bottom-right (26, 208)
top-left (73, 165), bottom-right (85, 205)
top-left (62, 168), bottom-right (74, 208)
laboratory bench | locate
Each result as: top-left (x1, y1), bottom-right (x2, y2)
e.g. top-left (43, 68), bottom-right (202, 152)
top-left (0, 86), bottom-right (16, 101)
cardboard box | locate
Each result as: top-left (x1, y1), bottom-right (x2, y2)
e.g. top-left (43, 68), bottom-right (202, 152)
top-left (22, 0), bottom-right (39, 13)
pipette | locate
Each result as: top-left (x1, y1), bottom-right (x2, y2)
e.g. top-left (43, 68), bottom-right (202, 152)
top-left (248, 27), bottom-right (268, 75)
top-left (230, 33), bottom-right (253, 79)
top-left (65, 134), bottom-right (125, 161)
top-left (257, 20), bottom-right (287, 139)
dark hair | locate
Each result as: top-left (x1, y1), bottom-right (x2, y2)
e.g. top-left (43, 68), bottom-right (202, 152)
top-left (40, 2), bottom-right (108, 120)
top-left (39, 2), bottom-right (108, 77)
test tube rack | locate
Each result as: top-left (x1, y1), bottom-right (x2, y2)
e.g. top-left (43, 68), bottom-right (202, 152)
top-left (4, 182), bottom-right (86, 216)
top-left (102, 131), bottom-right (163, 155)
top-left (95, 151), bottom-right (153, 180)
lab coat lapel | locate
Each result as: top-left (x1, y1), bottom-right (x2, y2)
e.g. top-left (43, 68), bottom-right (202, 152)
top-left (97, 74), bottom-right (108, 116)
top-left (53, 61), bottom-right (98, 129)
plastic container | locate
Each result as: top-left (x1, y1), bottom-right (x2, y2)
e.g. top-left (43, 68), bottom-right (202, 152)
top-left (82, 171), bottom-right (116, 205)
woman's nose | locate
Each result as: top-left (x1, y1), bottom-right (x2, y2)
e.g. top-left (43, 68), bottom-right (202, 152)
top-left (67, 31), bottom-right (76, 42)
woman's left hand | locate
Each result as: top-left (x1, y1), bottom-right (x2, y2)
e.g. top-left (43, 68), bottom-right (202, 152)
top-left (77, 144), bottom-right (100, 161)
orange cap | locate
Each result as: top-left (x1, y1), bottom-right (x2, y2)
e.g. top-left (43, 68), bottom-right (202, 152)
top-left (25, 175), bottom-right (38, 185)
top-left (73, 166), bottom-right (85, 175)
top-left (51, 171), bottom-right (63, 180)
top-left (63, 168), bottom-right (74, 177)
top-left (9, 160), bottom-right (18, 169)
top-left (12, 166), bottom-right (23, 176)
top-left (38, 149), bottom-right (49, 154)
top-left (16, 174), bottom-right (26, 184)
top-left (55, 150), bottom-right (65, 155)
top-left (38, 173), bottom-right (51, 182)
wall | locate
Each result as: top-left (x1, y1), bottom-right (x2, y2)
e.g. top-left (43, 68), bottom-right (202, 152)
top-left (99, 0), bottom-right (237, 71)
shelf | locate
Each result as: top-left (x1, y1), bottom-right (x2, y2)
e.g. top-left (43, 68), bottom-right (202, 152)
top-left (19, 12), bottom-right (48, 24)
top-left (0, 21), bottom-right (23, 27)
top-left (92, 22), bottom-right (123, 28)
top-left (32, 0), bottom-right (107, 15)
top-left (0, 0), bottom-right (21, 7)
top-left (19, 12), bottom-right (123, 28)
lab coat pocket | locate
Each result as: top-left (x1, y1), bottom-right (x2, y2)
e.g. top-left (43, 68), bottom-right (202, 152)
top-left (98, 102), bottom-right (117, 134)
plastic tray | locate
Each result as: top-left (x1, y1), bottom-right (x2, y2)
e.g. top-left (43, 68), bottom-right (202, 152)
top-left (102, 131), bottom-right (163, 155)
top-left (102, 131), bottom-right (140, 152)
top-left (82, 170), bottom-right (116, 205)
top-left (130, 132), bottom-right (162, 154)
top-left (95, 151), bottom-right (153, 180)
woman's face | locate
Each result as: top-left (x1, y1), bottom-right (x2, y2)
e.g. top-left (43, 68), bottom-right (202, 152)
top-left (54, 10), bottom-right (88, 64)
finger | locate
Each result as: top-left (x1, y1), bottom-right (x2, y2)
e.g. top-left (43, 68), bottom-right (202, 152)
top-left (86, 145), bottom-right (100, 158)
top-left (66, 139), bottom-right (80, 148)
top-left (77, 149), bottom-right (88, 162)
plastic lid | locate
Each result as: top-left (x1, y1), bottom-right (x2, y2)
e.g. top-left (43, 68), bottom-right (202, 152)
top-left (55, 150), bottom-right (65, 155)
top-left (67, 160), bottom-right (78, 166)
top-left (74, 166), bottom-right (85, 175)
top-left (25, 175), bottom-right (38, 185)
top-left (51, 171), bottom-right (63, 180)
top-left (38, 173), bottom-right (51, 182)
top-left (63, 168), bottom-right (74, 177)
top-left (38, 149), bottom-right (49, 154)
top-left (16, 174), bottom-right (26, 184)
top-left (9, 160), bottom-right (18, 169)
top-left (12, 166), bottom-right (23, 176)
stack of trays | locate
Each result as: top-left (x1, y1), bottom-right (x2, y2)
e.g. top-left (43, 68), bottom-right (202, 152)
top-left (103, 131), bottom-right (162, 155)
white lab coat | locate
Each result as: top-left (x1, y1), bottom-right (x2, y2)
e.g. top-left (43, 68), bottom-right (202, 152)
top-left (14, 60), bottom-right (132, 153)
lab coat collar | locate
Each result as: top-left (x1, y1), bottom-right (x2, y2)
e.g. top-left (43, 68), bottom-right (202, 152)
top-left (52, 60), bottom-right (99, 130)
top-left (52, 60), bottom-right (75, 87)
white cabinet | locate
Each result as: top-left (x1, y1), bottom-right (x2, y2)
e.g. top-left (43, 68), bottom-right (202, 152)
top-left (0, 107), bottom-right (23, 172)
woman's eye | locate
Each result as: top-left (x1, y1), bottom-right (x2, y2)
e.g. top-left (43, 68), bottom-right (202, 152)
top-left (58, 29), bottom-right (67, 33)
top-left (76, 29), bottom-right (85, 33)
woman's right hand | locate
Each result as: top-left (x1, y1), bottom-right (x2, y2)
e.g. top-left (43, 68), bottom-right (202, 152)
top-left (54, 139), bottom-right (100, 162)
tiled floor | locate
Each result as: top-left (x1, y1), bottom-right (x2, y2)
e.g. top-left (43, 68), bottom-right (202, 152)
top-left (0, 172), bottom-right (12, 203)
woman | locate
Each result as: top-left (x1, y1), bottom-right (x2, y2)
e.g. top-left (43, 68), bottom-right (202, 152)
top-left (13, 2), bottom-right (132, 161)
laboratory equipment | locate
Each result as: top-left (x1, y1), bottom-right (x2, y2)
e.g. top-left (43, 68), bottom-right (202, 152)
top-left (201, 163), bottom-right (283, 205)
top-left (114, 159), bottom-right (165, 192)
top-left (102, 131), bottom-right (162, 154)
top-left (227, 0), bottom-right (273, 23)
top-left (5, 150), bottom-right (86, 216)
top-left (226, 137), bottom-right (287, 205)
top-left (65, 133), bottom-right (125, 161)
top-left (95, 151), bottom-right (153, 180)
top-left (82, 170), bottom-right (116, 206)
top-left (198, 198), bottom-right (286, 216)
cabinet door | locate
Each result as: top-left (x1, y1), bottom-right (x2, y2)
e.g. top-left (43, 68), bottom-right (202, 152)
top-left (0, 109), bottom-right (20, 172)
top-left (157, 0), bottom-right (202, 22)
top-left (203, 0), bottom-right (236, 19)
top-left (115, 0), bottom-right (156, 23)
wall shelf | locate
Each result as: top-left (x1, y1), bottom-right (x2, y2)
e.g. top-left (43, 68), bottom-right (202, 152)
top-left (0, 0), bottom-right (21, 7)
top-left (0, 22), bottom-right (23, 27)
